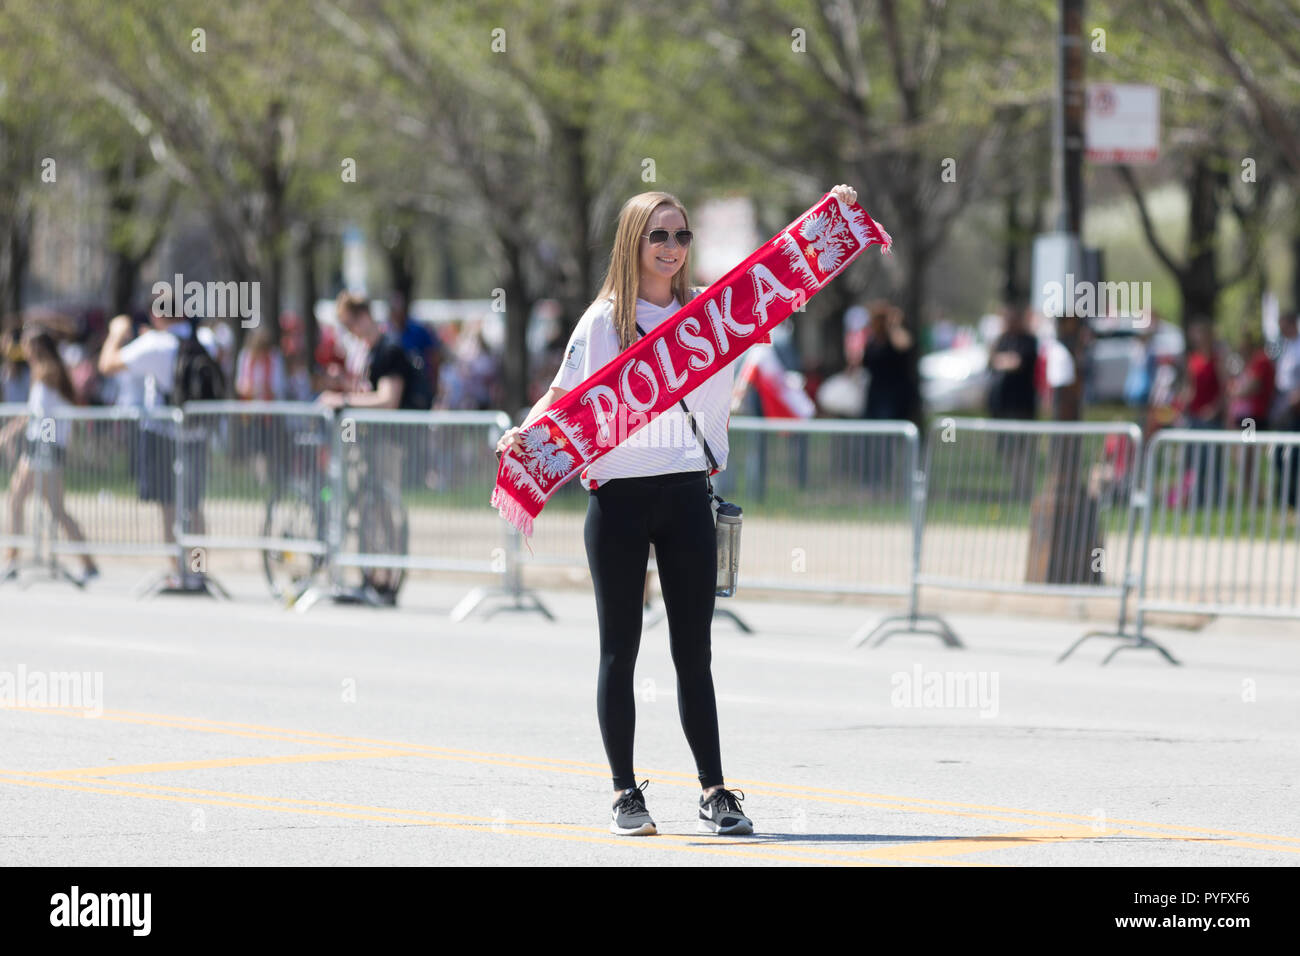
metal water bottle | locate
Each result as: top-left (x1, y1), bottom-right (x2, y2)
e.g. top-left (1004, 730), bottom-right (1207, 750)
top-left (714, 501), bottom-right (743, 597)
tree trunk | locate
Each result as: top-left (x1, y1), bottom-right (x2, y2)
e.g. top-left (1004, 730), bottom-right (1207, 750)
top-left (109, 254), bottom-right (138, 316)
top-left (4, 212), bottom-right (30, 315)
top-left (1004, 193), bottom-right (1028, 306)
top-left (430, 212), bottom-right (459, 300)
top-left (1180, 151), bottom-right (1224, 324)
top-left (299, 222), bottom-right (320, 375)
top-left (898, 235), bottom-right (927, 430)
top-left (1293, 211), bottom-right (1300, 314)
top-left (559, 121), bottom-right (594, 321)
top-left (383, 213), bottom-right (416, 304)
top-left (500, 238), bottom-right (532, 415)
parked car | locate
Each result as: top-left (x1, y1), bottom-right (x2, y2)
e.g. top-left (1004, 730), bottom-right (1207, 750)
top-left (1086, 316), bottom-right (1183, 404)
top-left (920, 342), bottom-right (991, 413)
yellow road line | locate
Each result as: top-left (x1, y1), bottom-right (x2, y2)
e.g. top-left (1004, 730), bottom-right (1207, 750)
top-left (0, 766), bottom-right (984, 864)
top-left (5, 705), bottom-right (1298, 855)
top-left (38, 750), bottom-right (410, 777)
top-left (0, 773), bottom-right (898, 866)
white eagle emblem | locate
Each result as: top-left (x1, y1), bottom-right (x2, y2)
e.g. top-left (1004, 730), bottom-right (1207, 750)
top-left (798, 209), bottom-right (854, 275)
top-left (520, 425), bottom-right (575, 480)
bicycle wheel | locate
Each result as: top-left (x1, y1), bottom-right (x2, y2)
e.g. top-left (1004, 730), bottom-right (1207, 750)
top-left (262, 481), bottom-right (327, 601)
top-left (356, 480), bottom-right (409, 600)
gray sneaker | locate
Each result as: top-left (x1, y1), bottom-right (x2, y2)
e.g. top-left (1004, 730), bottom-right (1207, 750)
top-left (698, 787), bottom-right (753, 835)
top-left (610, 780), bottom-right (657, 836)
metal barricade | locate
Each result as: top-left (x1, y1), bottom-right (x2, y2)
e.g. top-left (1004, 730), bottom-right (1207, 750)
top-left (888, 418), bottom-right (1144, 652)
top-left (2, 405), bottom-right (194, 589)
top-left (1128, 429), bottom-right (1300, 654)
top-left (724, 417), bottom-right (919, 594)
top-left (295, 408), bottom-right (532, 617)
top-left (517, 416), bottom-right (923, 631)
top-left (176, 401), bottom-right (333, 597)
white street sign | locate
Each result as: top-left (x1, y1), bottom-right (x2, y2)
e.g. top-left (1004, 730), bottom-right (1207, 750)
top-left (1086, 83), bottom-right (1160, 164)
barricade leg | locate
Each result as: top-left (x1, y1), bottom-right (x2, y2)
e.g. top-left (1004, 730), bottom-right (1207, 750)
top-left (850, 440), bottom-right (959, 649)
top-left (450, 526), bottom-right (555, 622)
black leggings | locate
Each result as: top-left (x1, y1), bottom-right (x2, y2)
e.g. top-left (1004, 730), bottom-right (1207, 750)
top-left (584, 470), bottom-right (724, 791)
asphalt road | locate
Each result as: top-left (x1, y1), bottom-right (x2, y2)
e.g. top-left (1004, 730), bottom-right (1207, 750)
top-left (1, 566), bottom-right (1297, 866)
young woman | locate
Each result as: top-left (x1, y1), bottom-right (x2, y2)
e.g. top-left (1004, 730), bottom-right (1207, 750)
top-left (497, 184), bottom-right (858, 836)
top-left (1, 330), bottom-right (97, 582)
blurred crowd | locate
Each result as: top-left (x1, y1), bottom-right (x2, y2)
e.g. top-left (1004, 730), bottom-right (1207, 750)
top-left (0, 292), bottom-right (505, 414)
top-left (4, 294), bottom-right (1299, 438)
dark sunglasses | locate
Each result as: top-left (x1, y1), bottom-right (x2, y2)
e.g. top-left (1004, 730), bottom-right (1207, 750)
top-left (642, 228), bottom-right (693, 247)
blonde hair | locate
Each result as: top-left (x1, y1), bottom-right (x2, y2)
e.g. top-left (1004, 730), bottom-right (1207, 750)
top-left (596, 192), bottom-right (692, 353)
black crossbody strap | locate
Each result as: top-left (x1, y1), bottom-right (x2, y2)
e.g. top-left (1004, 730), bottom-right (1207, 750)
top-left (635, 322), bottom-right (718, 474)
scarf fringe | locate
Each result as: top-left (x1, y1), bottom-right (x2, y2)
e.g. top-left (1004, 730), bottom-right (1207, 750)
top-left (490, 484), bottom-right (535, 540)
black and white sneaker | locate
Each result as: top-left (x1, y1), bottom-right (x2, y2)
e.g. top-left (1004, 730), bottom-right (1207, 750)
top-left (698, 787), bottom-right (753, 835)
top-left (610, 780), bottom-right (657, 836)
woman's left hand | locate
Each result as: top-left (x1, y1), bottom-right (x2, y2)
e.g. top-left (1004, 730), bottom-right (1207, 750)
top-left (831, 183), bottom-right (858, 206)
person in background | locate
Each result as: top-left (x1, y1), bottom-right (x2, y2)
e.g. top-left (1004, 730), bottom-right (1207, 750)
top-left (206, 318), bottom-right (236, 390)
top-left (384, 292), bottom-right (437, 488)
top-left (284, 350), bottom-right (313, 402)
top-left (1123, 322), bottom-right (1159, 420)
top-left (465, 327), bottom-right (499, 410)
top-left (386, 291), bottom-right (440, 403)
top-left (1042, 313), bottom-right (1085, 419)
top-left (233, 325), bottom-right (288, 483)
top-left (235, 326), bottom-right (287, 402)
top-left (97, 305), bottom-right (219, 589)
top-left (862, 299), bottom-right (915, 421)
top-left (1269, 311), bottom-right (1300, 507)
top-left (1226, 326), bottom-right (1275, 491)
top-left (1228, 327), bottom-right (1274, 432)
top-left (1, 330), bottom-right (98, 583)
top-left (1179, 318), bottom-right (1225, 428)
top-left (862, 300), bottom-right (916, 491)
top-left (319, 292), bottom-right (420, 602)
top-left (987, 303), bottom-right (1039, 499)
top-left (1177, 317), bottom-right (1226, 506)
top-left (987, 302), bottom-right (1038, 421)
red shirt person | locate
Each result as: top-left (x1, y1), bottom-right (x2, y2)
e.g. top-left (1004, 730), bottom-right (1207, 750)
top-left (1179, 319), bottom-right (1225, 427)
top-left (1228, 330), bottom-right (1274, 429)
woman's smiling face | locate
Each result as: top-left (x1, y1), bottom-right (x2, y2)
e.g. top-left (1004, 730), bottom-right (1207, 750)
top-left (639, 203), bottom-right (688, 284)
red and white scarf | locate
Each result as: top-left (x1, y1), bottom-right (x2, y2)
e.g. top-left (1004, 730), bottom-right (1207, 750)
top-left (491, 191), bottom-right (892, 539)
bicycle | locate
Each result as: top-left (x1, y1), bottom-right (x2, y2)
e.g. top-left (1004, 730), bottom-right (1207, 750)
top-left (261, 414), bottom-right (410, 605)
top-left (261, 419), bottom-right (330, 602)
top-left (340, 433), bottom-right (409, 602)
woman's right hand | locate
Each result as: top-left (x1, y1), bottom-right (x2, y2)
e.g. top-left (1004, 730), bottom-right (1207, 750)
top-left (496, 425), bottom-right (525, 459)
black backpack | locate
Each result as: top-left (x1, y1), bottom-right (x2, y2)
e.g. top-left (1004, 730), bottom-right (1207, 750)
top-left (403, 350), bottom-right (436, 410)
top-left (170, 320), bottom-right (226, 404)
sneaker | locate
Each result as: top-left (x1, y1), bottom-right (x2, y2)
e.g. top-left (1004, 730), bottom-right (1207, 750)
top-left (610, 780), bottom-right (657, 836)
top-left (698, 787), bottom-right (753, 835)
